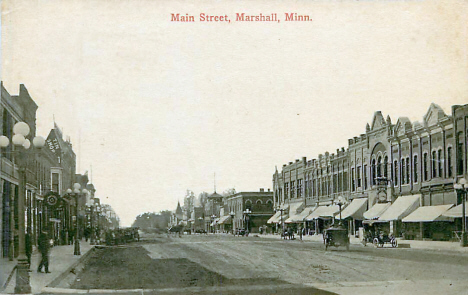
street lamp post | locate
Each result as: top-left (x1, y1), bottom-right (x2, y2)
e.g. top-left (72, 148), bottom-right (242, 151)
top-left (198, 217), bottom-right (203, 233)
top-left (454, 178), bottom-right (468, 247)
top-left (66, 184), bottom-right (88, 255)
top-left (243, 209), bottom-right (251, 235)
top-left (229, 211), bottom-right (235, 235)
top-left (211, 215), bottom-right (216, 233)
top-left (0, 122), bottom-right (46, 294)
top-left (96, 205), bottom-right (102, 244)
top-left (88, 198), bottom-right (95, 245)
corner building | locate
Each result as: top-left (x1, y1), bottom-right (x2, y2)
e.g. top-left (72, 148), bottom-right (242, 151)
top-left (273, 103), bottom-right (468, 240)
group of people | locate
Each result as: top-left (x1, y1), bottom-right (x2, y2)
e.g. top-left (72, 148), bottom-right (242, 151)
top-left (282, 227), bottom-right (305, 240)
top-left (105, 227), bottom-right (140, 245)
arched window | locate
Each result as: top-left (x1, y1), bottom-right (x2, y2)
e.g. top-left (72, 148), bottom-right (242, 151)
top-left (256, 199), bottom-right (262, 205)
top-left (245, 200), bottom-right (252, 210)
top-left (394, 160), bottom-right (399, 186)
top-left (423, 153), bottom-right (428, 181)
top-left (432, 151), bottom-right (437, 178)
top-left (406, 157), bottom-right (410, 184)
top-left (438, 149), bottom-right (443, 177)
top-left (401, 158), bottom-right (406, 185)
top-left (413, 155), bottom-right (418, 183)
top-left (377, 156), bottom-right (382, 178)
top-left (372, 159), bottom-right (376, 185)
top-left (384, 156), bottom-right (388, 179)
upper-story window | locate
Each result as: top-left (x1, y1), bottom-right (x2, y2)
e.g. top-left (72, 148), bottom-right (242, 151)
top-left (448, 147), bottom-right (453, 177)
top-left (406, 157), bottom-right (410, 184)
top-left (377, 156), bottom-right (382, 178)
top-left (457, 132), bottom-right (464, 175)
top-left (413, 155), bottom-right (418, 183)
top-left (351, 168), bottom-right (355, 191)
top-left (291, 181), bottom-right (296, 198)
top-left (394, 160), bottom-right (399, 186)
top-left (401, 158), bottom-right (406, 185)
top-left (364, 165), bottom-right (368, 189)
top-left (432, 151), bottom-right (437, 178)
top-left (284, 183), bottom-right (289, 199)
top-left (371, 159), bottom-right (376, 185)
top-left (52, 172), bottom-right (60, 193)
top-left (297, 179), bottom-right (303, 198)
top-left (384, 156), bottom-right (388, 178)
top-left (438, 149), bottom-right (443, 177)
top-left (423, 153), bottom-right (429, 181)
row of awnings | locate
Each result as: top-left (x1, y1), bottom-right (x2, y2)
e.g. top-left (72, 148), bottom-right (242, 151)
top-left (268, 195), bottom-right (466, 224)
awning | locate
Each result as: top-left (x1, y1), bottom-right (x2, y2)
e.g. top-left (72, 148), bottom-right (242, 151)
top-left (378, 195), bottom-right (420, 221)
top-left (363, 203), bottom-right (391, 220)
top-left (267, 211), bottom-right (281, 224)
top-left (285, 207), bottom-right (315, 223)
top-left (337, 198), bottom-right (368, 220)
top-left (210, 218), bottom-right (220, 226)
top-left (217, 215), bottom-right (231, 225)
top-left (305, 205), bottom-right (340, 221)
top-left (267, 210), bottom-right (289, 224)
top-left (289, 202), bottom-right (305, 215)
top-left (442, 204), bottom-right (465, 218)
top-left (402, 204), bottom-right (454, 222)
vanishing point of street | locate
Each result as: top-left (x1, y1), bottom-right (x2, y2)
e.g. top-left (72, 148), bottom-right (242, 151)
top-left (42, 233), bottom-right (468, 295)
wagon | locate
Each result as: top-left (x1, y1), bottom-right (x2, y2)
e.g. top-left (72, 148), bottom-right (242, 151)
top-left (323, 226), bottom-right (350, 250)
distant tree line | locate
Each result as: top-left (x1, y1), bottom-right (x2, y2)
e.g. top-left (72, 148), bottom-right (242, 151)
top-left (132, 211), bottom-right (172, 233)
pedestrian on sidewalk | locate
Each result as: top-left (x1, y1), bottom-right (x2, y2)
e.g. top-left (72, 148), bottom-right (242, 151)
top-left (37, 231), bottom-right (51, 273)
top-left (26, 232), bottom-right (32, 266)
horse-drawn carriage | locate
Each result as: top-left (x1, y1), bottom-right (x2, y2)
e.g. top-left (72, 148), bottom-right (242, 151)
top-left (323, 224), bottom-right (350, 250)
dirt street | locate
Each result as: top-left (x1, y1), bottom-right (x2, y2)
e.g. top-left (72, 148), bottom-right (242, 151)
top-left (59, 234), bottom-right (468, 294)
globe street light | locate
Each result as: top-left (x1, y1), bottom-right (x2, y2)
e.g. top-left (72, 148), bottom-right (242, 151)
top-left (86, 198), bottom-right (95, 245)
top-left (0, 122), bottom-right (45, 294)
top-left (243, 209), bottom-right (252, 235)
top-left (454, 178), bottom-right (467, 247)
top-left (211, 215), bottom-right (216, 234)
top-left (67, 184), bottom-right (88, 255)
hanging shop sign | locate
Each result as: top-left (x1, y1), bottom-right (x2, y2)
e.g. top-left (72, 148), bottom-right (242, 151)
top-left (45, 191), bottom-right (61, 207)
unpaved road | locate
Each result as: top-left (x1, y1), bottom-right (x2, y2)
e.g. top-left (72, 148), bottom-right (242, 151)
top-left (47, 234), bottom-right (468, 295)
top-left (142, 234), bottom-right (468, 294)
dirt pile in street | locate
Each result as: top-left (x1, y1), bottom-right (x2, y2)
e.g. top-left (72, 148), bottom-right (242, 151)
top-left (71, 246), bottom-right (230, 289)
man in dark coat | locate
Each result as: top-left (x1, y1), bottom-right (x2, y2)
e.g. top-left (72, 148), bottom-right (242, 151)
top-left (37, 231), bottom-right (51, 273)
top-left (25, 233), bottom-right (32, 266)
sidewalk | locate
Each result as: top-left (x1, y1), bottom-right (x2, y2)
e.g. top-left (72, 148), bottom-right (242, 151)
top-left (1, 241), bottom-right (93, 294)
top-left (256, 233), bottom-right (468, 253)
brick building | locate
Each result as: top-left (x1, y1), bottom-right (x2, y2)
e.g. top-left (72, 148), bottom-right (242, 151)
top-left (224, 189), bottom-right (274, 234)
top-left (273, 103), bottom-right (468, 240)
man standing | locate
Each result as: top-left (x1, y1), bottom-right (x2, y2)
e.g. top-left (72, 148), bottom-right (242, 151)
top-left (37, 231), bottom-right (51, 273)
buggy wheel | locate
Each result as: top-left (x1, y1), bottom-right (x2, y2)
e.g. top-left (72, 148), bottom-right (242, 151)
top-left (391, 238), bottom-right (398, 248)
top-left (373, 238), bottom-right (379, 247)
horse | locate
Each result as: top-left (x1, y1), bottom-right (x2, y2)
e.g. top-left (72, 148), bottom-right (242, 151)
top-left (168, 224), bottom-right (185, 237)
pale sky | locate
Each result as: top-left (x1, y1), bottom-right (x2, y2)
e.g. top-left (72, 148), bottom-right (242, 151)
top-left (2, 0), bottom-right (467, 226)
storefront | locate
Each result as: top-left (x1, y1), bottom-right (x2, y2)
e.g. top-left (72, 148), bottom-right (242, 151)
top-left (402, 204), bottom-right (454, 240)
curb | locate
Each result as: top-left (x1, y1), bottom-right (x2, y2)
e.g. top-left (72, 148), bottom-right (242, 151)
top-left (0, 265), bottom-right (17, 292)
top-left (46, 246), bottom-right (97, 289)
